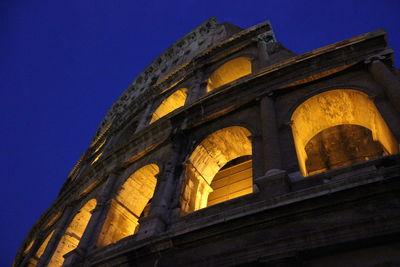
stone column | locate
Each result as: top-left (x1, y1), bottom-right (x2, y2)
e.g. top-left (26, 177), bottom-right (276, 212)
top-left (35, 205), bottom-right (74, 267)
top-left (249, 134), bottom-right (265, 179)
top-left (256, 95), bottom-right (290, 197)
top-left (368, 59), bottom-right (400, 114)
top-left (134, 102), bottom-right (153, 133)
top-left (260, 95), bottom-right (282, 171)
top-left (63, 172), bottom-right (121, 266)
top-left (257, 33), bottom-right (270, 69)
top-left (136, 134), bottom-right (184, 240)
top-left (19, 240), bottom-right (38, 267)
top-left (186, 69), bottom-right (206, 104)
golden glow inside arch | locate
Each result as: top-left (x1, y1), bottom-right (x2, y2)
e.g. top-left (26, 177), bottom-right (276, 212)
top-left (23, 240), bottom-right (34, 254)
top-left (97, 164), bottom-right (159, 247)
top-left (150, 88), bottom-right (188, 124)
top-left (207, 156), bottom-right (253, 207)
top-left (48, 199), bottom-right (97, 267)
top-left (44, 212), bottom-right (61, 230)
top-left (207, 57), bottom-right (252, 92)
top-left (93, 138), bottom-right (107, 153)
top-left (35, 230), bottom-right (54, 259)
top-left (27, 230), bottom-right (54, 267)
top-left (291, 89), bottom-right (398, 176)
top-left (180, 126), bottom-right (253, 214)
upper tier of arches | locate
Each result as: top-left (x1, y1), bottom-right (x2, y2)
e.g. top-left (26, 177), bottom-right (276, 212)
top-left (291, 89), bottom-right (398, 176)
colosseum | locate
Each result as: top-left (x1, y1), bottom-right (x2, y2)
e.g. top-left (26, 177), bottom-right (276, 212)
top-left (15, 18), bottom-right (400, 266)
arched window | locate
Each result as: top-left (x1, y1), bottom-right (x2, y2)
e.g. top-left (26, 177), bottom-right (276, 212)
top-left (27, 230), bottom-right (54, 266)
top-left (44, 212), bottom-right (61, 230)
top-left (48, 199), bottom-right (97, 267)
top-left (150, 88), bottom-right (188, 124)
top-left (291, 89), bottom-right (398, 176)
top-left (207, 57), bottom-right (252, 92)
top-left (23, 240), bottom-right (34, 255)
top-left (97, 164), bottom-right (159, 247)
top-left (180, 126), bottom-right (253, 215)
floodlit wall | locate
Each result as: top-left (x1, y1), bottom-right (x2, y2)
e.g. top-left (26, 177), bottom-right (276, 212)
top-left (150, 88), bottom-right (188, 124)
top-left (48, 199), bottom-right (97, 267)
top-left (181, 126), bottom-right (252, 214)
top-left (291, 89), bottom-right (399, 176)
top-left (207, 57), bottom-right (252, 91)
top-left (97, 164), bottom-right (159, 246)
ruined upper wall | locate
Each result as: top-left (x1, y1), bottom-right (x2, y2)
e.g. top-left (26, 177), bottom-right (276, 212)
top-left (93, 18), bottom-right (273, 139)
top-left (94, 18), bottom-right (236, 137)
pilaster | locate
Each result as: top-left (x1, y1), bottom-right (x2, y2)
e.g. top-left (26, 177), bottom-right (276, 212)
top-left (368, 59), bottom-right (400, 114)
top-left (260, 94), bottom-right (282, 172)
top-left (63, 172), bottom-right (121, 266)
top-left (35, 205), bottom-right (74, 267)
top-left (187, 69), bottom-right (206, 104)
top-left (136, 135), bottom-right (184, 240)
top-left (256, 33), bottom-right (270, 69)
top-left (134, 102), bottom-right (153, 133)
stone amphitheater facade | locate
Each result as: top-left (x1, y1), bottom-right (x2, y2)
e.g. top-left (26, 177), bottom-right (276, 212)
top-left (15, 18), bottom-right (400, 266)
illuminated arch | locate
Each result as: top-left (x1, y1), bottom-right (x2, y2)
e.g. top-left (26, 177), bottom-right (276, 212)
top-left (35, 231), bottom-right (54, 259)
top-left (180, 126), bottom-right (253, 214)
top-left (43, 212), bottom-right (61, 229)
top-left (291, 89), bottom-right (398, 176)
top-left (150, 88), bottom-right (188, 124)
top-left (27, 230), bottom-right (54, 267)
top-left (207, 57), bottom-right (252, 92)
top-left (48, 199), bottom-right (97, 267)
top-left (23, 240), bottom-right (34, 254)
top-left (97, 164), bottom-right (159, 247)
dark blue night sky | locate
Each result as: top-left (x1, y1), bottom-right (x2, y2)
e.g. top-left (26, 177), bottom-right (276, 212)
top-left (1, 0), bottom-right (399, 265)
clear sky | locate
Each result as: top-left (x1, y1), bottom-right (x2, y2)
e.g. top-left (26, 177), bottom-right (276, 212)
top-left (1, 0), bottom-right (399, 265)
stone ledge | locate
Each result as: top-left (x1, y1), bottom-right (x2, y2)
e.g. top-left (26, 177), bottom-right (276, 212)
top-left (254, 168), bottom-right (290, 197)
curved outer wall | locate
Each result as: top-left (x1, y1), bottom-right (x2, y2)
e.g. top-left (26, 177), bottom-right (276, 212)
top-left (15, 18), bottom-right (400, 267)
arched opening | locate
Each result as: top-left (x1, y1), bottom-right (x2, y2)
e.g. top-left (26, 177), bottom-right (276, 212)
top-left (27, 230), bottom-right (54, 267)
top-left (180, 126), bottom-right (253, 215)
top-left (305, 125), bottom-right (387, 175)
top-left (44, 212), bottom-right (61, 229)
top-left (48, 199), bottom-right (97, 267)
top-left (23, 240), bottom-right (34, 254)
top-left (207, 57), bottom-right (252, 92)
top-left (91, 151), bottom-right (103, 165)
top-left (150, 88), bottom-right (188, 124)
top-left (207, 155), bottom-right (253, 207)
top-left (291, 89), bottom-right (398, 176)
top-left (93, 137), bottom-right (107, 153)
top-left (97, 164), bottom-right (159, 247)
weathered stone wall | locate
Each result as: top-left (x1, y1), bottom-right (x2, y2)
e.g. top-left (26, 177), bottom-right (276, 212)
top-left (15, 20), bottom-right (400, 267)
